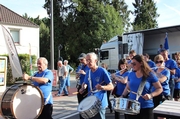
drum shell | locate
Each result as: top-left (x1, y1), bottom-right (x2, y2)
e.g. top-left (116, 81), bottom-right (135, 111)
top-left (0, 84), bottom-right (44, 119)
top-left (111, 98), bottom-right (140, 115)
top-left (77, 96), bottom-right (101, 119)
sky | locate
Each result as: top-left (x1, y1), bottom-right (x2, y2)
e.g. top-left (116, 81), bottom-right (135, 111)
top-left (0, 0), bottom-right (180, 28)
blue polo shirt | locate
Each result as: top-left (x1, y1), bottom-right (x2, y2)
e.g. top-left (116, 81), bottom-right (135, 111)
top-left (33, 69), bottom-right (53, 104)
top-left (115, 71), bottom-right (130, 96)
top-left (84, 67), bottom-right (111, 109)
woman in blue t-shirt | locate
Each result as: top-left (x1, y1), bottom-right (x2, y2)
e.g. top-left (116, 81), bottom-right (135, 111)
top-left (122, 55), bottom-right (163, 119)
top-left (111, 58), bottom-right (131, 119)
top-left (173, 60), bottom-right (180, 101)
top-left (153, 55), bottom-right (170, 119)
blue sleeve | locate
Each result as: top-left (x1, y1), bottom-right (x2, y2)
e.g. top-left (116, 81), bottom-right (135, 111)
top-left (149, 72), bottom-right (158, 83)
top-left (44, 70), bottom-right (53, 83)
top-left (162, 69), bottom-right (170, 80)
top-left (171, 60), bottom-right (178, 69)
top-left (103, 69), bottom-right (111, 84)
top-left (84, 70), bottom-right (89, 84)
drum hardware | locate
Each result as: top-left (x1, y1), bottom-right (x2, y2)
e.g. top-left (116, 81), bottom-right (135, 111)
top-left (77, 95), bottom-right (101, 119)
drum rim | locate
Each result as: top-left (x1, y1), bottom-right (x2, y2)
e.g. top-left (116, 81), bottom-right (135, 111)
top-left (0, 84), bottom-right (44, 118)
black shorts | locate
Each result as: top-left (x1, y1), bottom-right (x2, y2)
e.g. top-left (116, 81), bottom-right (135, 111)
top-left (173, 89), bottom-right (180, 98)
top-left (153, 95), bottom-right (171, 108)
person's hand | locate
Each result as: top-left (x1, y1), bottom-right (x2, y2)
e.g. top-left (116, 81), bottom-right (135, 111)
top-left (111, 73), bottom-right (116, 79)
top-left (78, 70), bottom-right (85, 75)
top-left (142, 93), bottom-right (153, 100)
top-left (23, 73), bottom-right (30, 81)
top-left (79, 88), bottom-right (85, 94)
top-left (95, 84), bottom-right (104, 90)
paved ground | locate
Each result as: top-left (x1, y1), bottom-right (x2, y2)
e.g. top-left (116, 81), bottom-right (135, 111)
top-left (0, 75), bottom-right (124, 119)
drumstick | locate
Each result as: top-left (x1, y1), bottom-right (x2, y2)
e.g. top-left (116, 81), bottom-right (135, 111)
top-left (72, 92), bottom-right (79, 95)
top-left (128, 90), bottom-right (143, 97)
top-left (83, 81), bottom-right (105, 97)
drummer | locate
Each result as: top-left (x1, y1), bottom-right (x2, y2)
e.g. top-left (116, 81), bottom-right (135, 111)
top-left (121, 55), bottom-right (162, 119)
top-left (23, 57), bottom-right (53, 119)
top-left (111, 58), bottom-right (131, 119)
top-left (80, 52), bottom-right (114, 119)
top-left (152, 54), bottom-right (170, 119)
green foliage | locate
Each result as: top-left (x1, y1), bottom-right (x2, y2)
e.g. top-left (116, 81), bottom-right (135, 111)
top-left (0, 54), bottom-right (36, 85)
top-left (132, 0), bottom-right (159, 31)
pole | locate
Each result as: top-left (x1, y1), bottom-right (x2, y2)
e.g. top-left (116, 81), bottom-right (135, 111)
top-left (50, 0), bottom-right (54, 70)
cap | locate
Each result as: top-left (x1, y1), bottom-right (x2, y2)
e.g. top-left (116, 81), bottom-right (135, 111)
top-left (78, 53), bottom-right (86, 59)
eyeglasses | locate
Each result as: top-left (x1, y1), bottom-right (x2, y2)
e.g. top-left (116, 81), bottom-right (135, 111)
top-left (131, 62), bottom-right (136, 66)
top-left (155, 61), bottom-right (163, 64)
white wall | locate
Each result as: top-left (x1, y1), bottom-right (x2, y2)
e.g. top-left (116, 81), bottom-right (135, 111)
top-left (0, 24), bottom-right (39, 59)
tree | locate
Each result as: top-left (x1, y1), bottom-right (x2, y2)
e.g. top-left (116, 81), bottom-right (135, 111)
top-left (44, 0), bottom-right (124, 66)
top-left (132, 0), bottom-right (159, 31)
top-left (110, 0), bottom-right (131, 32)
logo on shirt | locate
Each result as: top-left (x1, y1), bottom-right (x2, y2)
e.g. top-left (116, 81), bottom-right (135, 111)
top-left (95, 77), bottom-right (100, 83)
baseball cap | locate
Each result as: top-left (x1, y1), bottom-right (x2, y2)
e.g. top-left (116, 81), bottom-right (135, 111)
top-left (78, 53), bottom-right (86, 59)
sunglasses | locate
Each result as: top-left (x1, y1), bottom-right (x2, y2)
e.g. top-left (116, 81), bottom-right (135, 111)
top-left (155, 61), bottom-right (163, 64)
top-left (131, 62), bottom-right (136, 66)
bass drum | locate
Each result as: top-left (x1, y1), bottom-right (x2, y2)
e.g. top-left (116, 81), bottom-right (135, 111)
top-left (0, 84), bottom-right (44, 119)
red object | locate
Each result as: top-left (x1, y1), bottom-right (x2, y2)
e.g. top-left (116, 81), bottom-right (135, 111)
top-left (51, 70), bottom-right (57, 86)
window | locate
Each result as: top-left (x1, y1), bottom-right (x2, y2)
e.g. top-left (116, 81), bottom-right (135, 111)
top-left (100, 51), bottom-right (109, 60)
top-left (10, 29), bottom-right (20, 43)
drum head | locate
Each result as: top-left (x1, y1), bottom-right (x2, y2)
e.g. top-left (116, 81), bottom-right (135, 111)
top-left (12, 85), bottom-right (43, 119)
top-left (78, 96), bottom-right (97, 111)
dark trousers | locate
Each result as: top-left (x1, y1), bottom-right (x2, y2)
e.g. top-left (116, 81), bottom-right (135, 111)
top-left (126, 108), bottom-right (154, 119)
top-left (37, 104), bottom-right (53, 119)
top-left (107, 90), bottom-right (112, 110)
top-left (77, 85), bottom-right (88, 119)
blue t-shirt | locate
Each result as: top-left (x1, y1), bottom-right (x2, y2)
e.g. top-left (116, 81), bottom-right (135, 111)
top-left (115, 70), bottom-right (130, 96)
top-left (33, 69), bottom-right (53, 104)
top-left (78, 65), bottom-right (90, 85)
top-left (174, 68), bottom-right (180, 89)
top-left (165, 59), bottom-right (177, 78)
top-left (84, 67), bottom-right (111, 109)
top-left (152, 68), bottom-right (170, 96)
top-left (147, 60), bottom-right (156, 68)
top-left (128, 71), bottom-right (158, 108)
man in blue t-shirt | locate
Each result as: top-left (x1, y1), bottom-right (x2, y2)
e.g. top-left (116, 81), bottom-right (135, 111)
top-left (161, 49), bottom-right (177, 99)
top-left (23, 57), bottom-right (53, 119)
top-left (76, 53), bottom-right (90, 119)
top-left (79, 52), bottom-right (114, 119)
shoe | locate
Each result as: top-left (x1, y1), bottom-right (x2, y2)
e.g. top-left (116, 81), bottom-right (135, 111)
top-left (55, 94), bottom-right (60, 97)
top-left (62, 94), bottom-right (68, 96)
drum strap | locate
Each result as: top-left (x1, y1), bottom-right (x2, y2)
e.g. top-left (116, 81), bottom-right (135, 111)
top-left (136, 76), bottom-right (146, 101)
top-left (88, 70), bottom-right (93, 95)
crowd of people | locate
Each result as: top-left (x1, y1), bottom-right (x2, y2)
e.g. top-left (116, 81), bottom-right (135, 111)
top-left (74, 49), bottom-right (180, 119)
top-left (22, 47), bottom-right (180, 119)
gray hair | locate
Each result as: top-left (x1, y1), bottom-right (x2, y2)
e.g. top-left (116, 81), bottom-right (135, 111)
top-left (87, 52), bottom-right (98, 60)
top-left (64, 60), bottom-right (68, 63)
top-left (38, 57), bottom-right (48, 65)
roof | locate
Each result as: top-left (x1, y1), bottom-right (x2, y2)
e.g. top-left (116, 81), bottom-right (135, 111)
top-left (0, 4), bottom-right (39, 27)
top-left (123, 25), bottom-right (180, 36)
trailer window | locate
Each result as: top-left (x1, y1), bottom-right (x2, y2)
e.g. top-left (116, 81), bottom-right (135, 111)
top-left (100, 51), bottom-right (109, 60)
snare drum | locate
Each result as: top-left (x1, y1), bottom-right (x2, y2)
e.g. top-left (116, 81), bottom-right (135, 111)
top-left (0, 84), bottom-right (44, 119)
top-left (111, 98), bottom-right (140, 115)
top-left (77, 95), bottom-right (101, 119)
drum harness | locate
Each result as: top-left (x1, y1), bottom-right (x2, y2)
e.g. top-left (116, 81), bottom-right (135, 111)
top-left (88, 70), bottom-right (104, 100)
top-left (135, 76), bottom-right (146, 101)
top-left (33, 70), bottom-right (51, 105)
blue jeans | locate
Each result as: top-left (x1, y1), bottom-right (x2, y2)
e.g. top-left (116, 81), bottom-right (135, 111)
top-left (90, 108), bottom-right (106, 119)
top-left (58, 76), bottom-right (68, 95)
